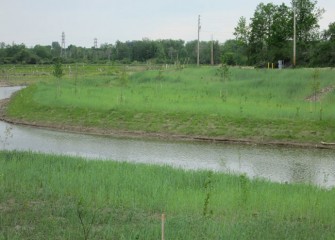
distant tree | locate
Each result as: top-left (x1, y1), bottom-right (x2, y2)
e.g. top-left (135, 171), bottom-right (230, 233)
top-left (245, 0), bottom-right (324, 66)
top-left (33, 45), bottom-right (52, 63)
top-left (51, 42), bottom-right (62, 59)
top-left (323, 22), bottom-right (335, 41)
top-left (234, 16), bottom-right (250, 45)
top-left (100, 43), bottom-right (113, 61)
top-left (185, 40), bottom-right (219, 65)
top-left (311, 22), bottom-right (335, 66)
top-left (293, 0), bottom-right (324, 42)
top-left (248, 3), bottom-right (279, 64)
top-left (154, 41), bottom-right (166, 63)
top-left (292, 0), bottom-right (325, 64)
top-left (115, 41), bottom-right (131, 63)
top-left (185, 41), bottom-right (198, 64)
top-left (221, 39), bottom-right (248, 66)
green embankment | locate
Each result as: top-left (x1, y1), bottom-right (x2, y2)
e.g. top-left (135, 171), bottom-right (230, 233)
top-left (1, 151), bottom-right (335, 239)
top-left (5, 66), bottom-right (335, 143)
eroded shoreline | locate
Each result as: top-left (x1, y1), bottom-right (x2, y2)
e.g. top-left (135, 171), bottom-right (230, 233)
top-left (1, 107), bottom-right (334, 150)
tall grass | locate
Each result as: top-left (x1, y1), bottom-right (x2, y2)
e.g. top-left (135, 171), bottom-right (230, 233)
top-left (5, 66), bottom-right (335, 143)
top-left (1, 151), bottom-right (335, 239)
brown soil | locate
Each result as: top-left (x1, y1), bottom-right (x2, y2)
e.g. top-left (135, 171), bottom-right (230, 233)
top-left (0, 81), bottom-right (14, 87)
top-left (305, 86), bottom-right (334, 102)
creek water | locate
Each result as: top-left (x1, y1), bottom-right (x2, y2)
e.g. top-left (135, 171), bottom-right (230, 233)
top-left (1, 86), bottom-right (334, 188)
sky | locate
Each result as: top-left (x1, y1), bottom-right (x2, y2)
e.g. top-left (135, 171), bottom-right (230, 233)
top-left (1, 0), bottom-right (334, 48)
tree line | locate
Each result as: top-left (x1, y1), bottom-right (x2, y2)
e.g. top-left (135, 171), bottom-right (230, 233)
top-left (229, 0), bottom-right (335, 67)
top-left (0, 0), bottom-right (334, 67)
top-left (0, 39), bottom-right (221, 65)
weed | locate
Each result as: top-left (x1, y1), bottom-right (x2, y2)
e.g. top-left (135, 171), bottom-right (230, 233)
top-left (203, 171), bottom-right (213, 217)
top-left (0, 126), bottom-right (13, 149)
top-left (239, 174), bottom-right (249, 207)
top-left (76, 197), bottom-right (100, 240)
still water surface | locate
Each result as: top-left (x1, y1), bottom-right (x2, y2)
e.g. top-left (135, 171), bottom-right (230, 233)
top-left (1, 87), bottom-right (334, 188)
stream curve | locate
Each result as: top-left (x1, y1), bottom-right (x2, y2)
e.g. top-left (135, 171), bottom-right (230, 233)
top-left (1, 86), bottom-right (334, 188)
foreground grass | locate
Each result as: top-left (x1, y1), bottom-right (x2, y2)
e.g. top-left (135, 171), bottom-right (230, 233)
top-left (1, 151), bottom-right (335, 239)
top-left (5, 66), bottom-right (335, 143)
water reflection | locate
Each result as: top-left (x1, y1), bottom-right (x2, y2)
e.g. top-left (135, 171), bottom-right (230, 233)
top-left (0, 87), bottom-right (334, 188)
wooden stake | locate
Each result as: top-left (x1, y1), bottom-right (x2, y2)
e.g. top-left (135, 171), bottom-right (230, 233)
top-left (161, 213), bottom-right (165, 240)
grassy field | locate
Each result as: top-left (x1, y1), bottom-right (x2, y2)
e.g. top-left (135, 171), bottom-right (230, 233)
top-left (1, 151), bottom-right (335, 239)
top-left (4, 65), bottom-right (335, 143)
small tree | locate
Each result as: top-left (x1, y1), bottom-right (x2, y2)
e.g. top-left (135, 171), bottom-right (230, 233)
top-left (217, 56), bottom-right (231, 101)
top-left (53, 58), bottom-right (64, 95)
top-left (311, 68), bottom-right (321, 118)
top-left (118, 67), bottom-right (128, 103)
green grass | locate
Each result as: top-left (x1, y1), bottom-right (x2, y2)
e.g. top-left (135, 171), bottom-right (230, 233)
top-left (4, 65), bottom-right (335, 143)
top-left (1, 151), bottom-right (335, 239)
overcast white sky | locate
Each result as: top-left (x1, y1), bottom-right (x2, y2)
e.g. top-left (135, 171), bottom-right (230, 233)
top-left (1, 0), bottom-right (334, 47)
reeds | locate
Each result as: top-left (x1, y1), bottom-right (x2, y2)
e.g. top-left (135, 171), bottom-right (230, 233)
top-left (1, 151), bottom-right (335, 239)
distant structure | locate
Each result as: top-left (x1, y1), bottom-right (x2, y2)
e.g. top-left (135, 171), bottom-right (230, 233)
top-left (211, 35), bottom-right (214, 65)
top-left (61, 32), bottom-right (66, 58)
top-left (197, 15), bottom-right (201, 66)
top-left (94, 38), bottom-right (98, 48)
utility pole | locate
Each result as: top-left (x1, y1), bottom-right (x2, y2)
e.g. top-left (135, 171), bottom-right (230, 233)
top-left (197, 15), bottom-right (201, 67)
top-left (61, 32), bottom-right (66, 58)
top-left (94, 38), bottom-right (98, 49)
top-left (211, 35), bottom-right (214, 65)
top-left (293, 1), bottom-right (296, 67)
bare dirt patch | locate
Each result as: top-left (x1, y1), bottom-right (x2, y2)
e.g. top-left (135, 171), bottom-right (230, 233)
top-left (305, 86), bottom-right (334, 102)
top-left (0, 81), bottom-right (12, 87)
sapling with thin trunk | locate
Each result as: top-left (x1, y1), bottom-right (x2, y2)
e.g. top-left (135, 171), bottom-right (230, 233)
top-left (311, 69), bottom-right (322, 119)
top-left (52, 58), bottom-right (64, 96)
top-left (217, 61), bottom-right (231, 101)
top-left (118, 67), bottom-right (128, 104)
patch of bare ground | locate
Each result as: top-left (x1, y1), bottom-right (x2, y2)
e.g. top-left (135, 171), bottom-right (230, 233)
top-left (0, 81), bottom-right (13, 87)
top-left (305, 85), bottom-right (334, 102)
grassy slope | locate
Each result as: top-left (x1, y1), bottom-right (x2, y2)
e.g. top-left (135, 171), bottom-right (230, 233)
top-left (1, 151), bottom-right (335, 239)
top-left (5, 66), bottom-right (335, 143)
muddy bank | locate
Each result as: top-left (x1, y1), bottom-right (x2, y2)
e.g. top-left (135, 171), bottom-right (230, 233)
top-left (0, 81), bottom-right (15, 87)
